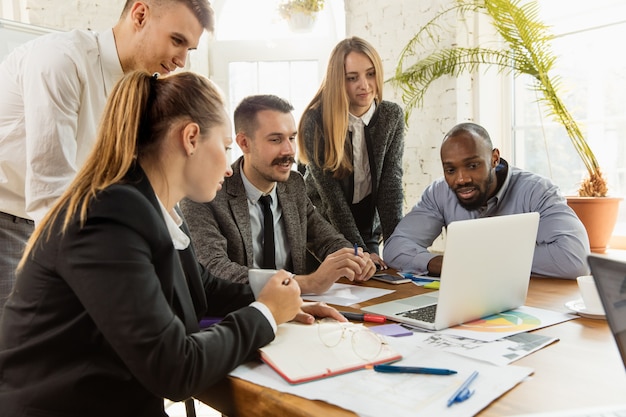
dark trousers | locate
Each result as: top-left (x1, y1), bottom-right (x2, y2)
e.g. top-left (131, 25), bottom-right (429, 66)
top-left (0, 212), bottom-right (34, 311)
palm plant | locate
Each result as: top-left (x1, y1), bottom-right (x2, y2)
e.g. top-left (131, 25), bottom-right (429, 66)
top-left (390, 0), bottom-right (608, 197)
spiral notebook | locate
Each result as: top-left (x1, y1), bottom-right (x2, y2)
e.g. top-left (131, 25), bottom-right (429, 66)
top-left (258, 321), bottom-right (401, 384)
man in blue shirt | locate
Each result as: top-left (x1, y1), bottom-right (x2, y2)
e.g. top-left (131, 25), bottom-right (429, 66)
top-left (384, 122), bottom-right (589, 279)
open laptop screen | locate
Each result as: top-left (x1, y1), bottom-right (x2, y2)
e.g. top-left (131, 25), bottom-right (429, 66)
top-left (588, 254), bottom-right (626, 369)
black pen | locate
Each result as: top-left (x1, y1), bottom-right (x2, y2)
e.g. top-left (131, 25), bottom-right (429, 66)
top-left (374, 364), bottom-right (457, 375)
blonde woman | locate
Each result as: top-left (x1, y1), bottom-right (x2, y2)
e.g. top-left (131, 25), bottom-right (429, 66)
top-left (0, 71), bottom-right (342, 416)
top-left (297, 36), bottom-right (405, 269)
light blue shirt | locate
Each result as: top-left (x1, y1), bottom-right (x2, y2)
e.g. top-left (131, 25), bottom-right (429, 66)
top-left (383, 159), bottom-right (590, 279)
top-left (240, 163), bottom-right (290, 270)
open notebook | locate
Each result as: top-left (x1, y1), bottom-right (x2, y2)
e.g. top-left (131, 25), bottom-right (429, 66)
top-left (258, 321), bottom-right (401, 384)
top-left (363, 212), bottom-right (539, 330)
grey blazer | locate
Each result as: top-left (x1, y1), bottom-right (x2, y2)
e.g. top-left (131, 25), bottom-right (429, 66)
top-left (299, 100), bottom-right (405, 255)
top-left (180, 157), bottom-right (352, 284)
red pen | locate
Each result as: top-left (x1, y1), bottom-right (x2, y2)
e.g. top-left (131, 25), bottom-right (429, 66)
top-left (340, 311), bottom-right (386, 323)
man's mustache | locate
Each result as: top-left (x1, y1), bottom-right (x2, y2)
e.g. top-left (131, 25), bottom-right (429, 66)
top-left (272, 156), bottom-right (296, 165)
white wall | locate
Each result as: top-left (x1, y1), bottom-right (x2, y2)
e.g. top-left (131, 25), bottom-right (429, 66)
top-left (1, 0), bottom-right (497, 212)
top-left (0, 0), bottom-right (123, 30)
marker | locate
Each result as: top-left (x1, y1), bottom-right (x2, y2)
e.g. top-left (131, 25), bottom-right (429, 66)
top-left (447, 371), bottom-right (479, 407)
top-left (354, 242), bottom-right (359, 256)
top-left (340, 311), bottom-right (386, 323)
top-left (373, 364), bottom-right (457, 375)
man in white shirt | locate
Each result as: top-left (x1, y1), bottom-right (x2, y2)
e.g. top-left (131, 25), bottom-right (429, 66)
top-left (0, 0), bottom-right (214, 310)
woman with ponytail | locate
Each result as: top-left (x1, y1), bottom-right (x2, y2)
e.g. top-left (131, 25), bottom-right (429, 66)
top-left (0, 71), bottom-right (343, 416)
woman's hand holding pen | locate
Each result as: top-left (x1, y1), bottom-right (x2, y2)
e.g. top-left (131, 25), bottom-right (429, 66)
top-left (257, 270), bottom-right (302, 325)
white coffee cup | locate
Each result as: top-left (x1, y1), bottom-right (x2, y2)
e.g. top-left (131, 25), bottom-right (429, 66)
top-left (248, 269), bottom-right (278, 299)
top-left (576, 275), bottom-right (605, 314)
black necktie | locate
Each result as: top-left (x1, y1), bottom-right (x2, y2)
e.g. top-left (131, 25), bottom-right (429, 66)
top-left (259, 195), bottom-right (276, 269)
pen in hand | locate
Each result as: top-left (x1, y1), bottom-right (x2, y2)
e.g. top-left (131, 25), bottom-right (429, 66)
top-left (354, 242), bottom-right (359, 257)
top-left (281, 273), bottom-right (295, 286)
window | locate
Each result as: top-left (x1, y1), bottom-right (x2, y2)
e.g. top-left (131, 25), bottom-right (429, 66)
top-left (512, 0), bottom-right (626, 237)
top-left (209, 0), bottom-right (345, 162)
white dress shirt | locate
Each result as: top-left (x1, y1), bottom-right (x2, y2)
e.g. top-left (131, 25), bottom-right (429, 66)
top-left (240, 163), bottom-right (290, 270)
top-left (0, 28), bottom-right (123, 223)
top-left (349, 102), bottom-right (375, 204)
top-left (159, 199), bottom-right (277, 333)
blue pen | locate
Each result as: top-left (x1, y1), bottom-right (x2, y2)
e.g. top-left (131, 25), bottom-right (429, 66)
top-left (373, 364), bottom-right (457, 375)
top-left (354, 242), bottom-right (359, 256)
top-left (447, 371), bottom-right (479, 407)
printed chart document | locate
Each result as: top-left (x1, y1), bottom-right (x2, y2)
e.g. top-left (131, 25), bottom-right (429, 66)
top-left (408, 330), bottom-right (559, 366)
top-left (259, 321), bottom-right (402, 384)
top-left (440, 305), bottom-right (574, 342)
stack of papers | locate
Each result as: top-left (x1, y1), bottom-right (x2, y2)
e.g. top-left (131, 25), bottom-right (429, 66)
top-left (230, 305), bottom-right (574, 416)
top-left (233, 335), bottom-right (533, 417)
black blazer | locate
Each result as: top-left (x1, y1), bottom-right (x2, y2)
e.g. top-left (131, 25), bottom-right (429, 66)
top-left (0, 166), bottom-right (274, 417)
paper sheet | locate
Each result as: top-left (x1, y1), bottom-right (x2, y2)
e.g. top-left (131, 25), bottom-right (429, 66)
top-left (231, 334), bottom-right (533, 417)
top-left (302, 283), bottom-right (394, 306)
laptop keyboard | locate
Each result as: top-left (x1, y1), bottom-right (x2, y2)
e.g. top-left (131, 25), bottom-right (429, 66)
top-left (397, 304), bottom-right (438, 323)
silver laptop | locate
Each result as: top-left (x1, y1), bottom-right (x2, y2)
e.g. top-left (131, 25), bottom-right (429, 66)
top-left (508, 254), bottom-right (626, 417)
top-left (362, 212), bottom-right (540, 331)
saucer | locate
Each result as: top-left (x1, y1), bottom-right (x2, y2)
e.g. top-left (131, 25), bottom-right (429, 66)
top-left (565, 299), bottom-right (606, 319)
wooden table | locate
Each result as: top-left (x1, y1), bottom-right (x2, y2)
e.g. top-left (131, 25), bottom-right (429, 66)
top-left (197, 277), bottom-right (626, 416)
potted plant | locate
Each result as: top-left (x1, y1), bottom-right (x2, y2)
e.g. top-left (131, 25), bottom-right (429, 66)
top-left (278, 0), bottom-right (325, 32)
top-left (389, 0), bottom-right (621, 252)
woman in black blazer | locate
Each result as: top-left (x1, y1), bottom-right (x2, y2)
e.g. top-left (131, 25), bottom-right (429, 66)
top-left (0, 71), bottom-right (343, 416)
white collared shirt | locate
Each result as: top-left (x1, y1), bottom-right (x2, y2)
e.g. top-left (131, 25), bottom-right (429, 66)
top-left (0, 28), bottom-right (123, 222)
top-left (159, 198), bottom-right (277, 333)
top-left (157, 200), bottom-right (190, 250)
top-left (348, 102), bottom-right (376, 204)
top-left (240, 162), bottom-right (290, 270)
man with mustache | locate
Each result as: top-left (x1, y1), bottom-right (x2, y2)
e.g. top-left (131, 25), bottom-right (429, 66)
top-left (384, 122), bottom-right (590, 279)
top-left (181, 95), bottom-right (376, 294)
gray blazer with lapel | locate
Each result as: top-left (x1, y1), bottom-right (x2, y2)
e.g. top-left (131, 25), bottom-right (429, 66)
top-left (180, 157), bottom-right (351, 284)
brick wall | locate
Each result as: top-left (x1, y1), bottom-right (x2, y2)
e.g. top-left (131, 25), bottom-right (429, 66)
top-left (15, 0), bottom-right (123, 30)
top-left (2, 0), bottom-right (476, 212)
top-left (345, 0), bottom-right (474, 211)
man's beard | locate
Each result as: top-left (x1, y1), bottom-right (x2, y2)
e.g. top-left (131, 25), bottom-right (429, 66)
top-left (456, 170), bottom-right (494, 211)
